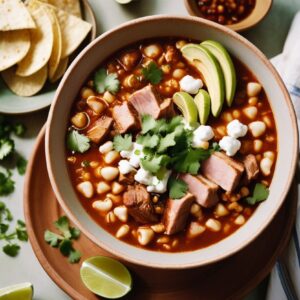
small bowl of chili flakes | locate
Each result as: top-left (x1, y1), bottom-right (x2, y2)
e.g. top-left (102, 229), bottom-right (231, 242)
top-left (184, 0), bottom-right (273, 32)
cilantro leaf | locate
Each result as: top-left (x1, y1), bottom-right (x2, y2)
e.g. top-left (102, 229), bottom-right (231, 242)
top-left (140, 155), bottom-right (169, 173)
top-left (16, 156), bottom-right (27, 175)
top-left (70, 227), bottom-right (81, 240)
top-left (16, 228), bottom-right (28, 242)
top-left (113, 134), bottom-right (132, 152)
top-left (168, 177), bottom-right (188, 199)
top-left (172, 149), bottom-right (211, 175)
top-left (59, 239), bottom-right (72, 256)
top-left (0, 223), bottom-right (9, 234)
top-left (142, 62), bottom-right (163, 84)
top-left (5, 208), bottom-right (13, 221)
top-left (157, 132), bottom-right (177, 153)
top-left (68, 249), bottom-right (82, 263)
top-left (54, 216), bottom-right (71, 239)
top-left (94, 68), bottom-right (120, 94)
top-left (3, 243), bottom-right (20, 257)
top-left (0, 171), bottom-right (15, 196)
top-left (141, 115), bottom-right (157, 134)
top-left (137, 134), bottom-right (160, 148)
top-left (246, 183), bottom-right (269, 205)
top-left (67, 130), bottom-right (90, 153)
top-left (44, 230), bottom-right (64, 247)
top-left (13, 123), bottom-right (26, 137)
top-left (0, 138), bottom-right (14, 160)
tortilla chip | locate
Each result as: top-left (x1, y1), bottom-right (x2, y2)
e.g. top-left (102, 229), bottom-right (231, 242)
top-left (1, 65), bottom-right (47, 97)
top-left (40, 0), bottom-right (81, 18)
top-left (0, 30), bottom-right (31, 72)
top-left (49, 57), bottom-right (69, 83)
top-left (46, 6), bottom-right (62, 79)
top-left (0, 0), bottom-right (36, 31)
top-left (16, 3), bottom-right (54, 77)
top-left (53, 6), bottom-right (91, 59)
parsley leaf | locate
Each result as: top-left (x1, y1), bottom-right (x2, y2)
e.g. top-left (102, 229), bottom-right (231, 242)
top-left (2, 243), bottom-right (20, 257)
top-left (113, 134), bottom-right (132, 152)
top-left (142, 62), bottom-right (163, 84)
top-left (94, 68), bottom-right (120, 94)
top-left (168, 177), bottom-right (188, 199)
top-left (54, 216), bottom-right (71, 239)
top-left (246, 183), bottom-right (269, 205)
top-left (68, 249), bottom-right (82, 263)
top-left (67, 130), bottom-right (90, 153)
top-left (136, 134), bottom-right (160, 148)
top-left (16, 156), bottom-right (27, 175)
top-left (44, 230), bottom-right (63, 247)
top-left (0, 138), bottom-right (14, 160)
top-left (0, 171), bottom-right (15, 196)
top-left (141, 115), bottom-right (157, 134)
top-left (59, 239), bottom-right (73, 256)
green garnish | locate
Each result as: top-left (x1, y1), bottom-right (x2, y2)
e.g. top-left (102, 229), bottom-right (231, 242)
top-left (113, 134), bottom-right (133, 152)
top-left (142, 62), bottom-right (163, 84)
top-left (168, 177), bottom-right (188, 199)
top-left (81, 160), bottom-right (90, 168)
top-left (13, 123), bottom-right (26, 137)
top-left (2, 243), bottom-right (20, 257)
top-left (94, 68), bottom-right (120, 94)
top-left (67, 130), bottom-right (90, 153)
top-left (44, 216), bottom-right (81, 264)
top-left (0, 171), bottom-right (15, 196)
top-left (245, 183), bottom-right (269, 205)
top-left (16, 156), bottom-right (27, 175)
top-left (0, 139), bottom-right (14, 160)
top-left (136, 115), bottom-right (214, 176)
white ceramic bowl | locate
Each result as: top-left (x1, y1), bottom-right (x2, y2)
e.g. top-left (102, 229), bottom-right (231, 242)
top-left (46, 15), bottom-right (298, 269)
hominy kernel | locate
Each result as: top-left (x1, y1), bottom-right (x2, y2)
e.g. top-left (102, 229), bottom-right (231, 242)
top-left (161, 64), bottom-right (171, 74)
top-left (172, 69), bottom-right (186, 79)
top-left (92, 199), bottom-right (113, 212)
top-left (71, 112), bottom-right (88, 128)
top-left (103, 91), bottom-right (115, 104)
top-left (172, 239), bottom-right (179, 248)
top-left (106, 212), bottom-right (116, 223)
top-left (116, 225), bottom-right (130, 239)
top-left (227, 202), bottom-right (243, 212)
top-left (187, 222), bottom-right (206, 238)
top-left (248, 97), bottom-right (258, 106)
top-left (240, 187), bottom-right (250, 197)
top-left (205, 219), bottom-right (221, 232)
top-left (111, 182), bottom-right (124, 195)
top-left (151, 224), bottom-right (166, 233)
top-left (67, 156), bottom-right (76, 164)
top-left (94, 166), bottom-right (102, 178)
top-left (232, 110), bottom-right (240, 118)
top-left (80, 87), bottom-right (94, 99)
top-left (156, 236), bottom-right (170, 244)
top-left (253, 139), bottom-right (263, 152)
top-left (137, 227), bottom-right (154, 246)
top-left (89, 161), bottom-right (99, 168)
top-left (162, 244), bottom-right (171, 251)
top-left (234, 215), bottom-right (246, 225)
top-left (104, 151), bottom-right (120, 164)
top-left (214, 203), bottom-right (229, 217)
top-left (96, 181), bottom-right (111, 194)
top-left (175, 40), bottom-right (187, 49)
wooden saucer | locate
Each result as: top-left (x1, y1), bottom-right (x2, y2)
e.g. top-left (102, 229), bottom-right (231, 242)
top-left (24, 127), bottom-right (297, 300)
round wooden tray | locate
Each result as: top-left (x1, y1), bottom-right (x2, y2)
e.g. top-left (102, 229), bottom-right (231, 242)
top-left (24, 127), bottom-right (297, 300)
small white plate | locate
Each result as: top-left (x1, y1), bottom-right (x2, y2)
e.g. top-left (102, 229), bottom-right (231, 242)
top-left (0, 0), bottom-right (96, 115)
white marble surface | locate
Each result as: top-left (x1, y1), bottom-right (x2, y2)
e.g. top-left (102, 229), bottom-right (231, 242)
top-left (0, 0), bottom-right (298, 299)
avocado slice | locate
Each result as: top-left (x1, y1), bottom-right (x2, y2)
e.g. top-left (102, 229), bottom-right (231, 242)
top-left (173, 91), bottom-right (198, 124)
top-left (201, 40), bottom-right (236, 107)
top-left (194, 89), bottom-right (211, 125)
top-left (181, 44), bottom-right (225, 117)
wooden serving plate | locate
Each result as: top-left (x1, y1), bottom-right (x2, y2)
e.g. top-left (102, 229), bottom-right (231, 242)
top-left (24, 127), bottom-right (297, 300)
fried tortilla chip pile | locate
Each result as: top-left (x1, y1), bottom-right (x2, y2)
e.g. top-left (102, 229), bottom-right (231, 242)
top-left (0, 0), bottom-right (92, 96)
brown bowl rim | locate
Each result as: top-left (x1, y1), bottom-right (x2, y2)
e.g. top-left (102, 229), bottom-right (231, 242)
top-left (45, 14), bottom-right (298, 269)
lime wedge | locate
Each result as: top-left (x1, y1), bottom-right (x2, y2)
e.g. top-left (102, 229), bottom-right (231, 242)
top-left (173, 91), bottom-right (198, 124)
top-left (194, 89), bottom-right (211, 125)
top-left (0, 282), bottom-right (33, 300)
top-left (80, 256), bottom-right (132, 299)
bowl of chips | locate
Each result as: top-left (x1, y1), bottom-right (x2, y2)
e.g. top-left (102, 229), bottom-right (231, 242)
top-left (0, 0), bottom-right (96, 114)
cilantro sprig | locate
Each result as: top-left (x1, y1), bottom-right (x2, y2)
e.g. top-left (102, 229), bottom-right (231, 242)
top-left (142, 62), bottom-right (163, 84)
top-left (0, 202), bottom-right (28, 257)
top-left (67, 130), bottom-right (90, 153)
top-left (168, 177), bottom-right (188, 199)
top-left (113, 134), bottom-right (133, 152)
top-left (44, 216), bottom-right (81, 264)
top-left (94, 68), bottom-right (120, 94)
top-left (245, 183), bottom-right (269, 205)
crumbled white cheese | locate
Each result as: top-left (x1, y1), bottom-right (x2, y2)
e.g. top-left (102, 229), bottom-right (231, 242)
top-left (192, 125), bottom-right (214, 148)
top-left (118, 160), bottom-right (135, 175)
top-left (99, 141), bottom-right (113, 154)
top-left (134, 167), bottom-right (171, 194)
top-left (219, 136), bottom-right (241, 157)
top-left (227, 119), bottom-right (248, 138)
top-left (120, 143), bottom-right (144, 168)
top-left (179, 75), bottom-right (203, 94)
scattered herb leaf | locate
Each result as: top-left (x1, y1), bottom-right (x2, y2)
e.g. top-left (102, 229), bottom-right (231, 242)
top-left (94, 68), bottom-right (120, 94)
top-left (0, 171), bottom-right (15, 196)
top-left (142, 62), bottom-right (163, 84)
top-left (168, 177), bottom-right (188, 199)
top-left (245, 183), bottom-right (270, 205)
top-left (3, 243), bottom-right (20, 257)
top-left (0, 138), bottom-right (14, 160)
top-left (54, 216), bottom-right (72, 239)
top-left (68, 249), bottom-right (82, 263)
top-left (13, 123), bottom-right (26, 137)
top-left (67, 130), bottom-right (90, 154)
top-left (113, 134), bottom-right (133, 152)
top-left (16, 156), bottom-right (27, 175)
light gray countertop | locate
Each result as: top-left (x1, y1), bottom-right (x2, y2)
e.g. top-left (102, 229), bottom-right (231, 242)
top-left (0, 0), bottom-right (299, 299)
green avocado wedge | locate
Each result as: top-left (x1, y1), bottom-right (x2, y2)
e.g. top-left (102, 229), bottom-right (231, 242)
top-left (173, 91), bottom-right (198, 124)
top-left (201, 40), bottom-right (236, 107)
top-left (181, 44), bottom-right (225, 117)
top-left (194, 89), bottom-right (211, 125)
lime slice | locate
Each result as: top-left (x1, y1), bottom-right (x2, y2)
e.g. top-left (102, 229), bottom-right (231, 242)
top-left (0, 282), bottom-right (33, 300)
top-left (80, 256), bottom-right (132, 299)
top-left (173, 91), bottom-right (198, 124)
top-left (194, 89), bottom-right (211, 125)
